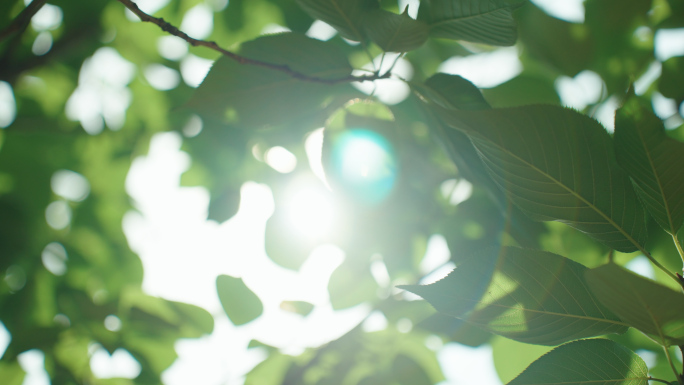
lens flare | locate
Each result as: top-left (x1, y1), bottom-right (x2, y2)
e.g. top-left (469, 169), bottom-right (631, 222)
top-left (331, 129), bottom-right (397, 204)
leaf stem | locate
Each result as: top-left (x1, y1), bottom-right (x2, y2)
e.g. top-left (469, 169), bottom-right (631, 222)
top-left (649, 377), bottom-right (674, 384)
top-left (643, 249), bottom-right (684, 289)
top-left (0, 0), bottom-right (47, 43)
top-left (115, 0), bottom-right (391, 84)
top-left (663, 345), bottom-right (684, 385)
top-left (673, 233), bottom-right (684, 270)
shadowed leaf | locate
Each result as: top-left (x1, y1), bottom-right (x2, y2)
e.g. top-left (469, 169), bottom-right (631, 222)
top-left (586, 263), bottom-right (684, 346)
top-left (188, 33), bottom-right (352, 128)
top-left (401, 247), bottom-right (627, 345)
top-left (508, 339), bottom-right (648, 385)
top-left (362, 9), bottom-right (429, 52)
top-left (614, 94), bottom-right (684, 236)
top-left (436, 104), bottom-right (648, 253)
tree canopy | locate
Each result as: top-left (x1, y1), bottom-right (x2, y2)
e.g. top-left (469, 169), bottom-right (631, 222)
top-left (1, 0), bottom-right (684, 384)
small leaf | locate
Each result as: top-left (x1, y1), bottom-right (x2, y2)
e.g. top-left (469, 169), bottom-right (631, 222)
top-left (401, 247), bottom-right (628, 345)
top-left (216, 275), bottom-right (263, 325)
top-left (296, 0), bottom-right (376, 41)
top-left (422, 0), bottom-right (520, 46)
top-left (280, 301), bottom-right (314, 316)
top-left (420, 73), bottom-right (490, 110)
top-left (508, 339), bottom-right (649, 385)
top-left (436, 104), bottom-right (648, 253)
top-left (362, 9), bottom-right (429, 52)
top-left (188, 33), bottom-right (352, 128)
top-left (614, 94), bottom-right (684, 236)
top-left (586, 263), bottom-right (684, 346)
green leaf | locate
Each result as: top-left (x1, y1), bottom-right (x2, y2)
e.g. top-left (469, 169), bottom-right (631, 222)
top-left (188, 33), bottom-right (353, 128)
top-left (401, 247), bottom-right (628, 346)
top-left (421, 0), bottom-right (520, 46)
top-left (436, 104), bottom-right (648, 253)
top-left (507, 339), bottom-right (649, 385)
top-left (586, 263), bottom-right (684, 346)
top-left (658, 56), bottom-right (684, 104)
top-left (295, 0), bottom-right (376, 41)
top-left (421, 73), bottom-right (490, 110)
top-left (362, 9), bottom-right (429, 52)
top-left (216, 275), bottom-right (264, 325)
top-left (0, 361), bottom-right (25, 385)
top-left (614, 94), bottom-right (684, 236)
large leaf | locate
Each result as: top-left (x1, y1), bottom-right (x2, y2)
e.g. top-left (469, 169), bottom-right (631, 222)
top-left (362, 9), bottom-right (429, 52)
top-left (586, 263), bottom-right (684, 346)
top-left (614, 94), bottom-right (684, 236)
top-left (295, 0), bottom-right (376, 41)
top-left (436, 104), bottom-right (648, 253)
top-left (401, 247), bottom-right (628, 346)
top-left (216, 275), bottom-right (264, 325)
top-left (188, 33), bottom-right (353, 128)
top-left (508, 339), bottom-right (649, 385)
top-left (421, 0), bottom-right (520, 46)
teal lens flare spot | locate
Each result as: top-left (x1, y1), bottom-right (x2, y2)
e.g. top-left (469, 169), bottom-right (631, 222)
top-left (331, 129), bottom-right (397, 205)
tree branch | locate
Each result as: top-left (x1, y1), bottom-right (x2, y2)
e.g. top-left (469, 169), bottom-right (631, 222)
top-left (0, 0), bottom-right (47, 43)
top-left (116, 0), bottom-right (390, 84)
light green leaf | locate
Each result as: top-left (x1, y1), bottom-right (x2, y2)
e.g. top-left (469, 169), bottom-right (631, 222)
top-left (188, 33), bottom-right (353, 128)
top-left (436, 104), bottom-right (648, 253)
top-left (586, 263), bottom-right (684, 346)
top-left (507, 339), bottom-right (649, 385)
top-left (0, 361), bottom-right (25, 385)
top-left (295, 0), bottom-right (376, 41)
top-left (422, 0), bottom-right (520, 46)
top-left (614, 94), bottom-right (684, 236)
top-left (216, 275), bottom-right (264, 325)
top-left (401, 247), bottom-right (628, 346)
top-left (362, 9), bottom-right (429, 52)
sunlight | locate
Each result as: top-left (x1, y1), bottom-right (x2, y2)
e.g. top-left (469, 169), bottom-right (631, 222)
top-left (285, 183), bottom-right (335, 238)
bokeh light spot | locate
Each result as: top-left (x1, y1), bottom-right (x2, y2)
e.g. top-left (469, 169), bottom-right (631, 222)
top-left (41, 242), bottom-right (68, 276)
top-left (331, 129), bottom-right (397, 204)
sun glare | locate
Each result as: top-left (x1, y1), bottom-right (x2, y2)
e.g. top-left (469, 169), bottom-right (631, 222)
top-left (331, 129), bottom-right (397, 205)
top-left (286, 185), bottom-right (335, 238)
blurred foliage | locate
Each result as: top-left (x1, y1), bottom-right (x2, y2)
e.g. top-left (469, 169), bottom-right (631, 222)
top-left (1, 0), bottom-right (684, 384)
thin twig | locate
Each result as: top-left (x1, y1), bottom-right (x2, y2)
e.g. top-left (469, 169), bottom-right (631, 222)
top-left (0, 0), bottom-right (47, 43)
top-left (116, 0), bottom-right (390, 84)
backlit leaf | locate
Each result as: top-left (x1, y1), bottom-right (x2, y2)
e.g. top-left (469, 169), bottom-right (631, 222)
top-left (586, 263), bottom-right (684, 346)
top-left (188, 33), bottom-right (353, 128)
top-left (401, 247), bottom-right (628, 346)
top-left (614, 94), bottom-right (684, 236)
top-left (216, 275), bottom-right (264, 325)
top-left (362, 9), bottom-right (429, 52)
top-left (295, 0), bottom-right (376, 41)
top-left (436, 104), bottom-right (648, 253)
top-left (508, 339), bottom-right (648, 385)
top-left (421, 0), bottom-right (520, 46)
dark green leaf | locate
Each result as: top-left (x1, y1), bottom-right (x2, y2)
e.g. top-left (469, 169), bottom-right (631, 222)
top-left (401, 247), bottom-right (628, 345)
top-left (216, 275), bottom-right (264, 325)
top-left (362, 9), bottom-right (429, 52)
top-left (508, 339), bottom-right (649, 385)
top-left (436, 104), bottom-right (648, 253)
top-left (659, 56), bottom-right (684, 103)
top-left (295, 0), bottom-right (376, 41)
top-left (188, 33), bottom-right (353, 127)
top-left (421, 73), bottom-right (490, 110)
top-left (614, 94), bottom-right (684, 236)
top-left (422, 0), bottom-right (520, 46)
top-left (586, 263), bottom-right (684, 346)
